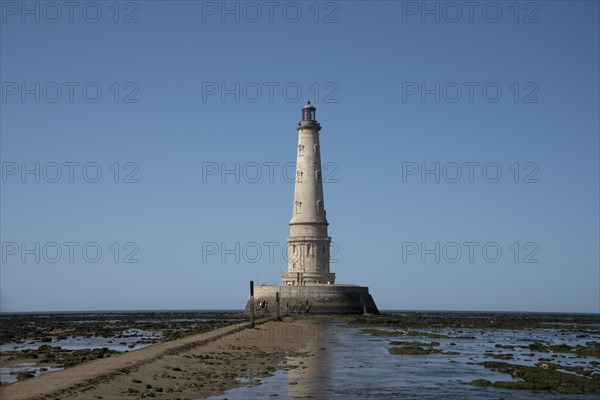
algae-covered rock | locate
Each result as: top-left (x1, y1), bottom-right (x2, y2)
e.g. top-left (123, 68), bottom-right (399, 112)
top-left (526, 341), bottom-right (600, 357)
top-left (484, 352), bottom-right (514, 360)
top-left (406, 331), bottom-right (450, 339)
top-left (389, 346), bottom-right (440, 355)
top-left (15, 371), bottom-right (35, 381)
top-left (477, 361), bottom-right (600, 393)
top-left (360, 329), bottom-right (401, 337)
top-left (389, 341), bottom-right (440, 347)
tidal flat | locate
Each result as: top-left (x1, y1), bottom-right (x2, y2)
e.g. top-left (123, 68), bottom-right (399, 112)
top-left (0, 317), bottom-right (317, 400)
top-left (0, 311), bottom-right (599, 399)
top-left (0, 311), bottom-right (243, 384)
top-left (211, 312), bottom-right (600, 399)
top-left (348, 312), bottom-right (600, 396)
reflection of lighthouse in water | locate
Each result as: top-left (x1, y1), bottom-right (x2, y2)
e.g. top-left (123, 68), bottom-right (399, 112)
top-left (284, 320), bottom-right (333, 397)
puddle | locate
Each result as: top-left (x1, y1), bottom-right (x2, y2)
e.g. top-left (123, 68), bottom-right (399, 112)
top-left (0, 363), bottom-right (63, 384)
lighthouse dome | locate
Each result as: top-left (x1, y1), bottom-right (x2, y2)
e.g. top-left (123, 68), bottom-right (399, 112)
top-left (302, 101), bottom-right (316, 110)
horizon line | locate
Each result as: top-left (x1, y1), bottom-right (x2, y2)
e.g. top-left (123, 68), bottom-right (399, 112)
top-left (1, 308), bottom-right (598, 316)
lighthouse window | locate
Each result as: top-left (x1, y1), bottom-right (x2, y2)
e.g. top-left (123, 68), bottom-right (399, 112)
top-left (298, 145), bottom-right (304, 156)
top-left (314, 144), bottom-right (320, 155)
top-left (315, 170), bottom-right (321, 183)
top-left (296, 170), bottom-right (303, 183)
top-left (295, 201), bottom-right (302, 213)
top-left (316, 200), bottom-right (323, 214)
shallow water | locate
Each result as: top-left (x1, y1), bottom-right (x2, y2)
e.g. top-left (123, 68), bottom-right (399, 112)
top-left (0, 328), bottom-right (161, 352)
top-left (207, 321), bottom-right (599, 400)
top-left (0, 363), bottom-right (63, 384)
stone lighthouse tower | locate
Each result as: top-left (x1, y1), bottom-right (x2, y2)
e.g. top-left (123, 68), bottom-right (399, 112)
top-left (282, 101), bottom-right (335, 286)
top-left (246, 102), bottom-right (378, 315)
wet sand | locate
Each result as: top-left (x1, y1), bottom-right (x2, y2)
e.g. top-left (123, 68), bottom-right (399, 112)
top-left (0, 317), bottom-right (322, 400)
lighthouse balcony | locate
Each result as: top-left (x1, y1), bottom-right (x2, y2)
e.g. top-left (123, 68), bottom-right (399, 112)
top-left (282, 272), bottom-right (336, 286)
top-left (297, 120), bottom-right (321, 131)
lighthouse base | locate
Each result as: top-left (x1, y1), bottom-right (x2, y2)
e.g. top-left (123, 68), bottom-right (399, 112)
top-left (245, 284), bottom-right (379, 316)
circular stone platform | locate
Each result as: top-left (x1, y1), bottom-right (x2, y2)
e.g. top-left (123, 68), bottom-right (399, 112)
top-left (245, 284), bottom-right (379, 315)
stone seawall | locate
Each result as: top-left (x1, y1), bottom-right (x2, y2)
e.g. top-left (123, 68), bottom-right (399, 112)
top-left (245, 284), bottom-right (379, 315)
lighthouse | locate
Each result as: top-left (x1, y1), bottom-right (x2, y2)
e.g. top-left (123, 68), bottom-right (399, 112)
top-left (246, 102), bottom-right (379, 315)
top-left (282, 101), bottom-right (335, 286)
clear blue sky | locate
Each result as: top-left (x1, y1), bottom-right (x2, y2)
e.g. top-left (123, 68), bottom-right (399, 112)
top-left (1, 1), bottom-right (598, 313)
